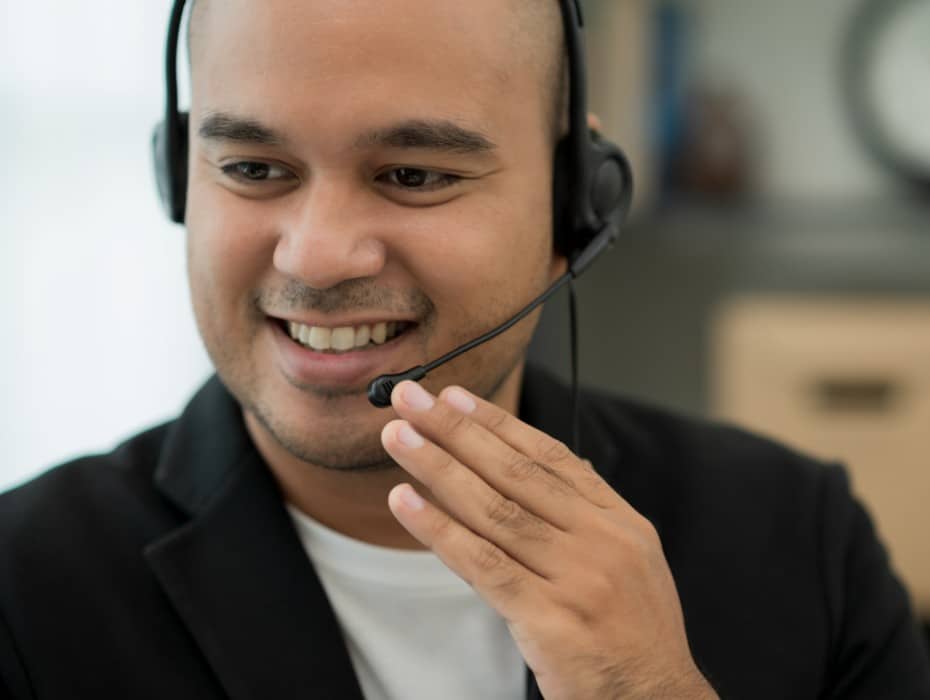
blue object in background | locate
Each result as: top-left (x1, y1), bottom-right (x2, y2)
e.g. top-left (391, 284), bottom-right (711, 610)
top-left (652, 1), bottom-right (692, 199)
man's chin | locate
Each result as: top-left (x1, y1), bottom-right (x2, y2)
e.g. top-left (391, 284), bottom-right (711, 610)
top-left (246, 387), bottom-right (398, 473)
top-left (278, 441), bottom-right (399, 473)
top-left (275, 369), bottom-right (371, 401)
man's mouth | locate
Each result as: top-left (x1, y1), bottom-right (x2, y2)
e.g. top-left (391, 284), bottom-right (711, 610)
top-left (277, 319), bottom-right (415, 355)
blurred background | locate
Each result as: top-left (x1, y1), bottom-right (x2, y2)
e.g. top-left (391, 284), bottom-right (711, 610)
top-left (2, 0), bottom-right (928, 640)
top-left (531, 0), bottom-right (930, 643)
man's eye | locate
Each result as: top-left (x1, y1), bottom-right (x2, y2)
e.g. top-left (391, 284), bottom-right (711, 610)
top-left (384, 167), bottom-right (460, 191)
top-left (222, 161), bottom-right (291, 182)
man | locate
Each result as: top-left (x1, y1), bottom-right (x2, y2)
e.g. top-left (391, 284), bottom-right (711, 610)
top-left (1, 1), bottom-right (928, 698)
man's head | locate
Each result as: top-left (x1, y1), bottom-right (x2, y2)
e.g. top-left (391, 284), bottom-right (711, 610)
top-left (183, 0), bottom-right (570, 472)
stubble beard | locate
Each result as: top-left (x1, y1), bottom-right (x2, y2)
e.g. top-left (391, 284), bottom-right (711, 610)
top-left (198, 279), bottom-right (538, 474)
top-left (238, 334), bottom-right (527, 473)
top-left (244, 388), bottom-right (400, 473)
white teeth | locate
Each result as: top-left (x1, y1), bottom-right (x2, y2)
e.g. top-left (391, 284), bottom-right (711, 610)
top-left (285, 319), bottom-right (406, 352)
top-left (331, 327), bottom-right (355, 351)
top-left (308, 326), bottom-right (332, 351)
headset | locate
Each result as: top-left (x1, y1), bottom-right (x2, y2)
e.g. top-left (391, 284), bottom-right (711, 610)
top-left (153, 0), bottom-right (633, 450)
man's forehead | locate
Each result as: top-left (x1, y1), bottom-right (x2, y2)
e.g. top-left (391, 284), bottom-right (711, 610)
top-left (188, 0), bottom-right (561, 78)
top-left (188, 0), bottom-right (564, 145)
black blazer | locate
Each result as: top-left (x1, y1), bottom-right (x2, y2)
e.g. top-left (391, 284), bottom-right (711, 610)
top-left (1, 367), bottom-right (928, 699)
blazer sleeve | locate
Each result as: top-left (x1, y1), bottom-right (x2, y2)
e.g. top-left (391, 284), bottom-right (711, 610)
top-left (819, 464), bottom-right (930, 698)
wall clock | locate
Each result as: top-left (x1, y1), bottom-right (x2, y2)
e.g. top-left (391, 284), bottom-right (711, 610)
top-left (843, 0), bottom-right (930, 194)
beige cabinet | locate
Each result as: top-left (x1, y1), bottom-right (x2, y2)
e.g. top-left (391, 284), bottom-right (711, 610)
top-left (712, 297), bottom-right (930, 616)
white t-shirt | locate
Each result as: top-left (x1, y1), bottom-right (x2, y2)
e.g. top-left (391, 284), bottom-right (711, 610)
top-left (287, 505), bottom-right (525, 700)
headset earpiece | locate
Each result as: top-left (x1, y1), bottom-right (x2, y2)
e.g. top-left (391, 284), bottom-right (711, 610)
top-left (152, 111), bottom-right (189, 224)
top-left (587, 133), bottom-right (633, 228)
top-left (553, 129), bottom-right (633, 262)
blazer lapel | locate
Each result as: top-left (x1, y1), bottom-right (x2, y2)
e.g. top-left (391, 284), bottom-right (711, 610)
top-left (144, 377), bottom-right (364, 700)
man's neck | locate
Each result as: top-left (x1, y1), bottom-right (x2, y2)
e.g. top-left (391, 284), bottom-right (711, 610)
top-left (244, 365), bottom-right (525, 550)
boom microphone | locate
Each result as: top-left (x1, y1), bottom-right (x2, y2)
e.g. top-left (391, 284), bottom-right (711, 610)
top-left (366, 225), bottom-right (616, 408)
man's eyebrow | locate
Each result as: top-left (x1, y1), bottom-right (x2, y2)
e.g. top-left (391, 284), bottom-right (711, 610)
top-left (197, 112), bottom-right (286, 146)
top-left (355, 119), bottom-right (497, 154)
top-left (196, 114), bottom-right (496, 154)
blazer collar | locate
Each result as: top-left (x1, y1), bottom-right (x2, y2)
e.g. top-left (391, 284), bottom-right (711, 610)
top-left (147, 376), bottom-right (365, 700)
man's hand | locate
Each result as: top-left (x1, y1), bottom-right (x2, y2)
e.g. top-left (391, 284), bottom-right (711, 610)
top-left (381, 381), bottom-right (717, 700)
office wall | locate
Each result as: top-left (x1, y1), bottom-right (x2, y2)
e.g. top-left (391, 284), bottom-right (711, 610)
top-left (691, 0), bottom-right (891, 201)
top-left (1, 2), bottom-right (211, 491)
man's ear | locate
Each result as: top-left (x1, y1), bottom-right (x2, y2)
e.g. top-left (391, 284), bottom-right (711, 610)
top-left (587, 112), bottom-right (603, 133)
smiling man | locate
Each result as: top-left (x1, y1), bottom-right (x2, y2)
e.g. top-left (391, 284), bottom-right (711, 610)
top-left (1, 1), bottom-right (929, 699)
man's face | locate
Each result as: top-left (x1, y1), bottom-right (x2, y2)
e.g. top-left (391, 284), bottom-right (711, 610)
top-left (186, 0), bottom-right (563, 471)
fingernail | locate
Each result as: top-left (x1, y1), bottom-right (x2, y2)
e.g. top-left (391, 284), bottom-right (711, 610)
top-left (398, 485), bottom-right (425, 511)
top-left (397, 423), bottom-right (424, 449)
top-left (443, 387), bottom-right (476, 414)
top-left (401, 382), bottom-right (434, 411)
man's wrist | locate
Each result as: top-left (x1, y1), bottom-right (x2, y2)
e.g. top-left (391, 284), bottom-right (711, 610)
top-left (628, 665), bottom-right (718, 700)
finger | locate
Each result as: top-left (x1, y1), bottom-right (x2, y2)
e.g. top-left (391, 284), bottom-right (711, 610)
top-left (387, 481), bottom-right (551, 622)
top-left (437, 385), bottom-right (623, 512)
top-left (382, 419), bottom-right (563, 580)
top-left (389, 381), bottom-right (587, 531)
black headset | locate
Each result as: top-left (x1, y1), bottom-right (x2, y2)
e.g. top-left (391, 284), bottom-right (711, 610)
top-left (152, 0), bottom-right (633, 264)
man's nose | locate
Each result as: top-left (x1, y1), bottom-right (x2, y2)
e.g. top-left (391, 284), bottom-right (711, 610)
top-left (273, 178), bottom-right (387, 290)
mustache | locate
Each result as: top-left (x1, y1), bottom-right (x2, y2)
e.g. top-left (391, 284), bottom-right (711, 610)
top-left (257, 278), bottom-right (436, 319)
